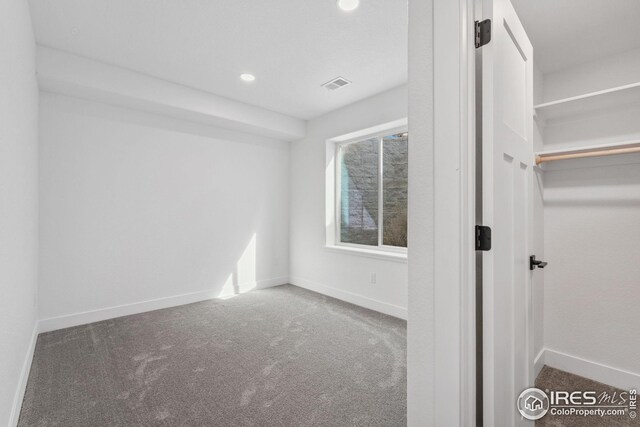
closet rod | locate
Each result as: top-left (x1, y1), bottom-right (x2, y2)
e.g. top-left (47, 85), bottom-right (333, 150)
top-left (536, 145), bottom-right (640, 165)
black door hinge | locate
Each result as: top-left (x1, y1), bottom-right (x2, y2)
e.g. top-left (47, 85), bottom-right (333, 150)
top-left (475, 225), bottom-right (492, 251)
top-left (475, 19), bottom-right (491, 48)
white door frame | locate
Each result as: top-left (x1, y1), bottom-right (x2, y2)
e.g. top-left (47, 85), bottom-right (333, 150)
top-left (433, 0), bottom-right (478, 425)
top-left (407, 0), bottom-right (477, 425)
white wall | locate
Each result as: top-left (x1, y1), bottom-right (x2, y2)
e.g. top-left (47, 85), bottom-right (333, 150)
top-left (0, 0), bottom-right (39, 424)
top-left (39, 93), bottom-right (290, 328)
top-left (289, 85), bottom-right (408, 319)
top-left (541, 48), bottom-right (640, 152)
top-left (542, 47), bottom-right (640, 103)
top-left (544, 157), bottom-right (640, 378)
top-left (539, 49), bottom-right (640, 386)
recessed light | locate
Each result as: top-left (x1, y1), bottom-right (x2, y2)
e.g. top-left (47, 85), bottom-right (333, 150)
top-left (337, 0), bottom-right (359, 12)
top-left (240, 73), bottom-right (256, 82)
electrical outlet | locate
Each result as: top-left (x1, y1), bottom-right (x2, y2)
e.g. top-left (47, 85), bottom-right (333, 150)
top-left (370, 272), bottom-right (376, 284)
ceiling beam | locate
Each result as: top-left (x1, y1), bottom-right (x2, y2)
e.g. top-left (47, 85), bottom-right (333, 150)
top-left (36, 46), bottom-right (306, 141)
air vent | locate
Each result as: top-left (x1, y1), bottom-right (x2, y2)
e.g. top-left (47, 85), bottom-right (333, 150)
top-left (322, 76), bottom-right (352, 91)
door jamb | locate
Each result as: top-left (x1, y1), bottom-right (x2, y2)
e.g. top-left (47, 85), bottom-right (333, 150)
top-left (432, 0), bottom-right (477, 425)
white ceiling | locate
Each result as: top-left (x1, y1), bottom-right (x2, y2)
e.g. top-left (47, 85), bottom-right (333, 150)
top-left (511, 0), bottom-right (640, 73)
top-left (28, 0), bottom-right (408, 120)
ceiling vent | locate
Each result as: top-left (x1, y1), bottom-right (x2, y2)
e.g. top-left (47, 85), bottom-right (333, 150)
top-left (322, 76), bottom-right (352, 91)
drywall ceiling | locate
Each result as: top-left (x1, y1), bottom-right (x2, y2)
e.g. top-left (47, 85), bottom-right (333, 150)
top-left (511, 0), bottom-right (640, 73)
top-left (28, 0), bottom-right (407, 120)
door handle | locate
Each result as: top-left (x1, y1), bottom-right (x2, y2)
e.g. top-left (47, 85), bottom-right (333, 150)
top-left (530, 255), bottom-right (547, 271)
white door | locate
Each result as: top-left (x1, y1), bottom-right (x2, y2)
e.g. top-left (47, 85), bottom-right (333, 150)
top-left (481, 0), bottom-right (535, 425)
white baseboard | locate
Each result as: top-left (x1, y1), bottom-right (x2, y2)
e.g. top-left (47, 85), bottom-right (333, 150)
top-left (10, 322), bottom-right (39, 427)
top-left (540, 348), bottom-right (640, 391)
top-left (38, 277), bottom-right (288, 333)
top-left (289, 276), bottom-right (407, 320)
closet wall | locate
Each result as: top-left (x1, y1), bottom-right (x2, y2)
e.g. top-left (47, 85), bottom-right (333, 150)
top-left (0, 0), bottom-right (39, 424)
top-left (536, 47), bottom-right (640, 387)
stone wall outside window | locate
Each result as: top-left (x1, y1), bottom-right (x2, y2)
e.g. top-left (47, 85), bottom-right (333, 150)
top-left (339, 133), bottom-right (407, 247)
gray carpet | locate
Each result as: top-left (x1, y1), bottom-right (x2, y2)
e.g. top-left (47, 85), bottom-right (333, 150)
top-left (536, 366), bottom-right (639, 427)
top-left (18, 285), bottom-right (407, 426)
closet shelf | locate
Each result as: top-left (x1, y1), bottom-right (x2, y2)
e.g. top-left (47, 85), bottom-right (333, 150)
top-left (534, 82), bottom-right (640, 122)
top-left (535, 140), bottom-right (640, 165)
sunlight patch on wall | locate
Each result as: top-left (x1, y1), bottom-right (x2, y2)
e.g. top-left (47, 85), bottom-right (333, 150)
top-left (237, 233), bottom-right (257, 286)
top-left (218, 233), bottom-right (258, 299)
top-left (218, 273), bottom-right (237, 299)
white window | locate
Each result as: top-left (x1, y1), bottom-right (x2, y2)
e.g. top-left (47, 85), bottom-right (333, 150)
top-left (326, 120), bottom-right (408, 258)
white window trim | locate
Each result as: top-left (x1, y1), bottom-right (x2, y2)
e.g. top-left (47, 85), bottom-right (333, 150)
top-left (325, 118), bottom-right (408, 259)
top-left (324, 244), bottom-right (407, 263)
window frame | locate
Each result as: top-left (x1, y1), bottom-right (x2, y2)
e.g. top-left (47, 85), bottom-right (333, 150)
top-left (332, 124), bottom-right (408, 255)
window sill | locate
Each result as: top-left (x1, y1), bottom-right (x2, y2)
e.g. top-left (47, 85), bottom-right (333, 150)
top-left (323, 245), bottom-right (408, 263)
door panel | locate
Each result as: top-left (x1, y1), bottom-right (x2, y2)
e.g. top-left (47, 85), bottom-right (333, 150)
top-left (502, 29), bottom-right (527, 139)
top-left (482, 0), bottom-right (534, 425)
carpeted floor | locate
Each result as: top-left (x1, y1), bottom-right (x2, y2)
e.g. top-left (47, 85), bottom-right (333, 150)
top-left (18, 285), bottom-right (407, 426)
top-left (536, 366), bottom-right (639, 427)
